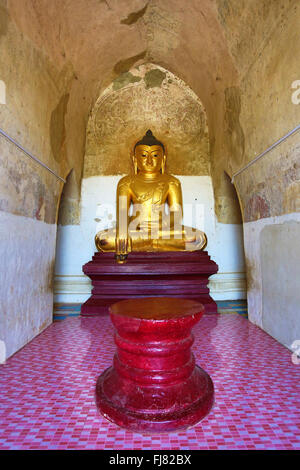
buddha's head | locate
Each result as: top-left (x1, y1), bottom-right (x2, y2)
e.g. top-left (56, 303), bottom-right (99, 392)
top-left (133, 130), bottom-right (166, 176)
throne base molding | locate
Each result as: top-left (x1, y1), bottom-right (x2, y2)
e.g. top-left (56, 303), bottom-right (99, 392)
top-left (81, 251), bottom-right (219, 316)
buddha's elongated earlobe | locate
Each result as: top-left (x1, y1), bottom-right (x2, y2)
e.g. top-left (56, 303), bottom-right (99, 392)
top-left (132, 156), bottom-right (138, 175)
top-left (161, 155), bottom-right (166, 174)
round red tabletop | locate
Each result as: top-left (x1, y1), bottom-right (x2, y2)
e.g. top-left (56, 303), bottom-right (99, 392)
top-left (109, 297), bottom-right (204, 320)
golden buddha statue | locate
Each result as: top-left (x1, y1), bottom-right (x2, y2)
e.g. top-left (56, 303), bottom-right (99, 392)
top-left (95, 130), bottom-right (207, 263)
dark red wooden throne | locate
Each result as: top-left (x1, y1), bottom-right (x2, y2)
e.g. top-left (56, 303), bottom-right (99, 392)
top-left (81, 251), bottom-right (218, 316)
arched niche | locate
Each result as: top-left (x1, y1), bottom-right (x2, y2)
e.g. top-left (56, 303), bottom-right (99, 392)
top-left (84, 63), bottom-right (210, 177)
top-left (53, 64), bottom-right (247, 305)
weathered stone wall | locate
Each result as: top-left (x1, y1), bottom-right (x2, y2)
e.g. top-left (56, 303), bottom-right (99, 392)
top-left (215, 0), bottom-right (300, 347)
top-left (213, 0), bottom-right (299, 221)
top-left (223, 0), bottom-right (300, 222)
top-left (0, 6), bottom-right (58, 357)
top-left (0, 3), bottom-right (87, 357)
top-left (0, 4), bottom-right (61, 224)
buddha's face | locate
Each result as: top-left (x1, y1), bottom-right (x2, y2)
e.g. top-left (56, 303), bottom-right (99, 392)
top-left (134, 145), bottom-right (165, 175)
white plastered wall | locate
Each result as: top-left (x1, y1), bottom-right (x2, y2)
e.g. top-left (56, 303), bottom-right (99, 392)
top-left (0, 211), bottom-right (56, 359)
top-left (244, 212), bottom-right (300, 350)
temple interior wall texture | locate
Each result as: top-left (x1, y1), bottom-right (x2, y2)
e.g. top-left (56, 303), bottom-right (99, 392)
top-left (0, 0), bottom-right (299, 357)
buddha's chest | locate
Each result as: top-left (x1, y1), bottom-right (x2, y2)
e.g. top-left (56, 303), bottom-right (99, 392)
top-left (130, 180), bottom-right (169, 205)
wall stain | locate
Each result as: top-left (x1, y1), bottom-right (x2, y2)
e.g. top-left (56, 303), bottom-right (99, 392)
top-left (35, 196), bottom-right (44, 221)
top-left (113, 71), bottom-right (142, 91)
top-left (144, 68), bottom-right (166, 89)
top-left (224, 87), bottom-right (245, 163)
top-left (38, 318), bottom-right (50, 334)
top-left (0, 4), bottom-right (8, 39)
top-left (113, 51), bottom-right (147, 75)
top-left (120, 3), bottom-right (148, 25)
top-left (216, 0), bottom-right (231, 27)
top-left (245, 256), bottom-right (257, 292)
top-left (50, 93), bottom-right (69, 163)
top-left (283, 181), bottom-right (300, 213)
top-left (46, 258), bottom-right (55, 292)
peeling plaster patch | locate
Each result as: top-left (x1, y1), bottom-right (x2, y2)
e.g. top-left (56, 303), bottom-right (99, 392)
top-left (113, 71), bottom-right (142, 91)
top-left (113, 51), bottom-right (147, 75)
top-left (35, 196), bottom-right (45, 221)
top-left (120, 3), bottom-right (148, 25)
top-left (144, 68), bottom-right (166, 89)
top-left (245, 194), bottom-right (270, 223)
top-left (50, 93), bottom-right (69, 163)
top-left (283, 181), bottom-right (300, 213)
top-left (0, 145), bottom-right (58, 224)
top-left (236, 140), bottom-right (300, 221)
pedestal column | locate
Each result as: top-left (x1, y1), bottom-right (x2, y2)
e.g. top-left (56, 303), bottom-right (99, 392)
top-left (96, 297), bottom-right (214, 433)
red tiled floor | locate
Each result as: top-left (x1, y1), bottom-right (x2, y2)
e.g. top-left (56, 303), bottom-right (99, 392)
top-left (0, 314), bottom-right (299, 450)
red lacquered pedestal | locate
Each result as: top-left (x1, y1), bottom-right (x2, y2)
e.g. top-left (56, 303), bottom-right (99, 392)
top-left (96, 297), bottom-right (214, 433)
